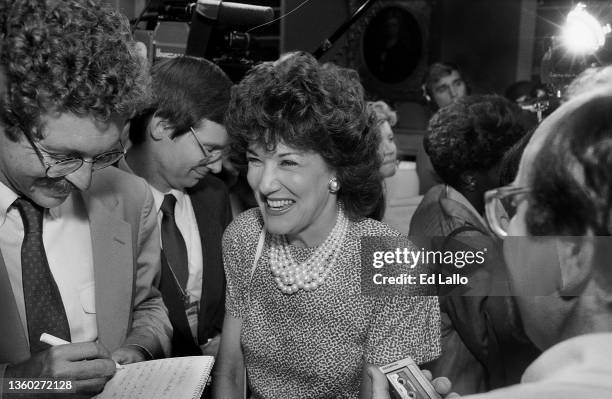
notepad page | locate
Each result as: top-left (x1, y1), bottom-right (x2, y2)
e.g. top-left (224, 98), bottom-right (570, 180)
top-left (94, 356), bottom-right (214, 399)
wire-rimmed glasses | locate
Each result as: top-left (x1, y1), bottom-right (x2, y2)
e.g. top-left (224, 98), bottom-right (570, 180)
top-left (24, 133), bottom-right (125, 178)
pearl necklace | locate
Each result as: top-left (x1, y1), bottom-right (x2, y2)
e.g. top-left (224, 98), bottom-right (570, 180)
top-left (269, 203), bottom-right (349, 295)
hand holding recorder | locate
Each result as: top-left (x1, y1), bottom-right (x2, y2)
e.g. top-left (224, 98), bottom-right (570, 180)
top-left (361, 357), bottom-right (460, 399)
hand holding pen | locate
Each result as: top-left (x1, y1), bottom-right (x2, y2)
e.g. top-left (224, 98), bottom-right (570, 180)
top-left (4, 333), bottom-right (118, 396)
top-left (40, 333), bottom-right (124, 370)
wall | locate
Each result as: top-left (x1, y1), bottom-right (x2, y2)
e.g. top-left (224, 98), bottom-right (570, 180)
top-left (281, 0), bottom-right (350, 64)
top-left (283, 0), bottom-right (532, 97)
top-left (431, 0), bottom-right (523, 94)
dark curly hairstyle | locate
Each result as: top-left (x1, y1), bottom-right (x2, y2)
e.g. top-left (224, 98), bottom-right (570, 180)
top-left (0, 0), bottom-right (149, 142)
top-left (526, 91), bottom-right (612, 236)
top-left (225, 51), bottom-right (381, 219)
top-left (129, 56), bottom-right (232, 145)
top-left (424, 94), bottom-right (527, 190)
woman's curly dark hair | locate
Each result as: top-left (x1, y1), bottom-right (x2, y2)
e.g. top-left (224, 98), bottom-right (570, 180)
top-left (225, 51), bottom-right (382, 219)
top-left (424, 94), bottom-right (527, 190)
top-left (0, 0), bottom-right (150, 141)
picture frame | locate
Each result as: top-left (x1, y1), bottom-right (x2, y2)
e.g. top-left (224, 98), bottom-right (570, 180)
top-left (346, 0), bottom-right (432, 101)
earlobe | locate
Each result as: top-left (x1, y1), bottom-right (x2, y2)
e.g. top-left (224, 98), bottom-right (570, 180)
top-left (328, 177), bottom-right (340, 194)
top-left (557, 236), bottom-right (594, 297)
top-left (120, 123), bottom-right (130, 144)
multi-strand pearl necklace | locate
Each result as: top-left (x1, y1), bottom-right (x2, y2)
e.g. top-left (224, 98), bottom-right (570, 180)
top-left (269, 203), bottom-right (349, 295)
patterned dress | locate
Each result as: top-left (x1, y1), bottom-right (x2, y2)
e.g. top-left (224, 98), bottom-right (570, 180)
top-left (223, 208), bottom-right (441, 399)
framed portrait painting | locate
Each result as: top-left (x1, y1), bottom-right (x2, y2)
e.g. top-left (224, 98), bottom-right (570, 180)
top-left (346, 0), bottom-right (432, 101)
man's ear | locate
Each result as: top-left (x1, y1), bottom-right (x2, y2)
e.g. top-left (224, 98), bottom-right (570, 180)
top-left (149, 115), bottom-right (171, 141)
top-left (557, 236), bottom-right (594, 297)
top-left (121, 122), bottom-right (131, 144)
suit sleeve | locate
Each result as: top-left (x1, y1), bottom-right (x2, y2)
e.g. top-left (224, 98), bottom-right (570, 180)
top-left (122, 182), bottom-right (172, 358)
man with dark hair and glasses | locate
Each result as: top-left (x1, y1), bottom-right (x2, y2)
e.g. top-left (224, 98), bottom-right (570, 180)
top-left (0, 1), bottom-right (171, 396)
top-left (123, 56), bottom-right (233, 358)
top-left (364, 85), bottom-right (612, 399)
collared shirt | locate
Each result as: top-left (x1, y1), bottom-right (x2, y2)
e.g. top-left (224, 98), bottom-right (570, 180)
top-left (465, 333), bottom-right (612, 399)
top-left (149, 186), bottom-right (203, 318)
top-left (444, 184), bottom-right (490, 229)
top-left (0, 181), bottom-right (97, 345)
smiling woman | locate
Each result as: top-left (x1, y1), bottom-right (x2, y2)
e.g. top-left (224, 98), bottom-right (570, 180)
top-left (214, 52), bottom-right (441, 399)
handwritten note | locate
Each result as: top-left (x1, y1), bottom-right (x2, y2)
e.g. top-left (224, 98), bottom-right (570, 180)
top-left (94, 356), bottom-right (214, 399)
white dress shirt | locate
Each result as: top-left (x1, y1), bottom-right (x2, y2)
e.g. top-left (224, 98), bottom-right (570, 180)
top-left (149, 186), bottom-right (203, 337)
top-left (0, 181), bottom-right (97, 345)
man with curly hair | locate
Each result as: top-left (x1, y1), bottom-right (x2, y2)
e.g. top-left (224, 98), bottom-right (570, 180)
top-left (0, 0), bottom-right (171, 395)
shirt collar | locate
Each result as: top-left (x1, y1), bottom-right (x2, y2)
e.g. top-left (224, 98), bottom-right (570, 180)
top-left (149, 184), bottom-right (186, 214)
top-left (122, 156), bottom-right (187, 214)
top-left (0, 180), bottom-right (19, 226)
top-left (48, 196), bottom-right (68, 220)
top-left (0, 180), bottom-right (71, 225)
top-left (443, 184), bottom-right (489, 229)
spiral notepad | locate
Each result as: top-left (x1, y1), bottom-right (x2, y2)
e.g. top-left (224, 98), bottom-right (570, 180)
top-left (94, 356), bottom-right (214, 399)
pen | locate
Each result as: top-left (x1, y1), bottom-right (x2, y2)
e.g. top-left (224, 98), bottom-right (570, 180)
top-left (40, 333), bottom-right (124, 370)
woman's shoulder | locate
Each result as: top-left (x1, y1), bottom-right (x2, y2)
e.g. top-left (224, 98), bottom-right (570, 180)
top-left (351, 217), bottom-right (402, 237)
top-left (223, 207), bottom-right (264, 244)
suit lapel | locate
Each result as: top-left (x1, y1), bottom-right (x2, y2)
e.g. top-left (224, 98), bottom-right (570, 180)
top-left (0, 250), bottom-right (29, 363)
top-left (189, 191), bottom-right (214, 338)
top-left (189, 191), bottom-right (208, 326)
top-left (189, 188), bottom-right (226, 341)
top-left (82, 191), bottom-right (133, 351)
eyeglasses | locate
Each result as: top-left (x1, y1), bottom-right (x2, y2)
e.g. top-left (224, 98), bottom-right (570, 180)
top-left (24, 133), bottom-right (125, 178)
top-left (189, 127), bottom-right (228, 164)
top-left (484, 185), bottom-right (531, 238)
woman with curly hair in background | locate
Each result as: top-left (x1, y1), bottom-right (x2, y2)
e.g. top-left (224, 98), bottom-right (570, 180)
top-left (367, 100), bottom-right (398, 221)
top-left (409, 95), bottom-right (539, 394)
top-left (213, 52), bottom-right (440, 399)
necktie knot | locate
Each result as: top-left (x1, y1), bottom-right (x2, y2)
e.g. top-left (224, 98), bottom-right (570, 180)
top-left (161, 194), bottom-right (177, 217)
top-left (159, 193), bottom-right (188, 290)
top-left (13, 198), bottom-right (44, 235)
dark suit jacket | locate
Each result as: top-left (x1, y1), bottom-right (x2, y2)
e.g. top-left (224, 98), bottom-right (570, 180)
top-left (163, 174), bottom-right (232, 356)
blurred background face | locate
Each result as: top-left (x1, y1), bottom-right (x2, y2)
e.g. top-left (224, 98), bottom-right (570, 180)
top-left (386, 16), bottom-right (400, 38)
top-left (246, 142), bottom-right (338, 245)
top-left (377, 120), bottom-right (397, 178)
top-left (432, 70), bottom-right (467, 108)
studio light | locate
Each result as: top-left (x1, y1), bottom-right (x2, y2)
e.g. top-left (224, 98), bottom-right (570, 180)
top-left (561, 3), bottom-right (610, 54)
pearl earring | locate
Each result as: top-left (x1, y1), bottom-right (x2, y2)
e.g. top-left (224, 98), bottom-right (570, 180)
top-left (328, 177), bottom-right (340, 194)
